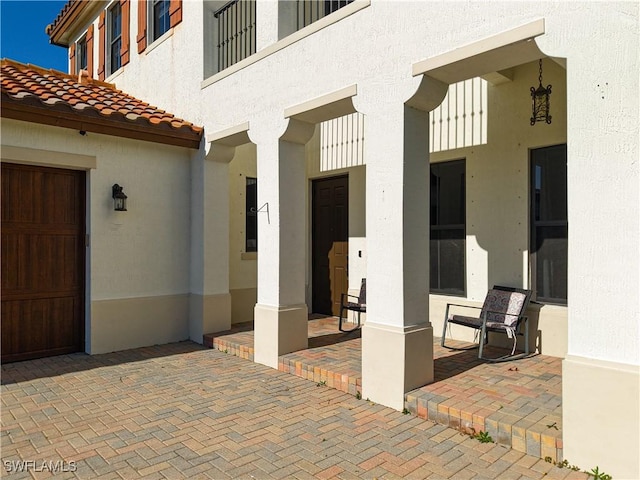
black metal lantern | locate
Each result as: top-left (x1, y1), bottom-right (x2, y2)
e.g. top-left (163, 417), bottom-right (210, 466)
top-left (112, 184), bottom-right (128, 211)
top-left (530, 59), bottom-right (552, 125)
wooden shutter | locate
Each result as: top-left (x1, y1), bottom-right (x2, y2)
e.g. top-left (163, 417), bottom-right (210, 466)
top-left (97, 12), bottom-right (105, 80)
top-left (169, 0), bottom-right (182, 28)
top-left (120, 0), bottom-right (130, 66)
top-left (86, 25), bottom-right (94, 78)
top-left (137, 0), bottom-right (147, 54)
top-left (69, 43), bottom-right (76, 74)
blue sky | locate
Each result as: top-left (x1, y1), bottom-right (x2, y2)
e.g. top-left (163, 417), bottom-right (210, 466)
top-left (1, 0), bottom-right (69, 71)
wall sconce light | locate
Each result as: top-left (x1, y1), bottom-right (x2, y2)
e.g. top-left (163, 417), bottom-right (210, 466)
top-left (112, 184), bottom-right (128, 211)
top-left (530, 59), bottom-right (552, 125)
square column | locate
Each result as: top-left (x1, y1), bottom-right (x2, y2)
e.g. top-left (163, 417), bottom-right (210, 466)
top-left (252, 119), bottom-right (315, 368)
top-left (361, 103), bottom-right (434, 410)
top-left (189, 147), bottom-right (233, 341)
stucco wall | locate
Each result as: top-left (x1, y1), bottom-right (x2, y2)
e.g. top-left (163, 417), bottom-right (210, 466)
top-left (1, 118), bottom-right (193, 354)
top-left (229, 143), bottom-right (258, 323)
top-left (103, 1), bottom-right (637, 366)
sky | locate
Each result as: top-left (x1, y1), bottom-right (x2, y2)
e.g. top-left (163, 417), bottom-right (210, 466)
top-left (1, 0), bottom-right (69, 71)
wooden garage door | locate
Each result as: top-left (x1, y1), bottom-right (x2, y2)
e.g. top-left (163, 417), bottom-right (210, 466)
top-left (1, 163), bottom-right (85, 363)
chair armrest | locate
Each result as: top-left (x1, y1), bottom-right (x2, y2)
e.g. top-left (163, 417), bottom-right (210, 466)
top-left (341, 293), bottom-right (361, 303)
top-left (446, 303), bottom-right (482, 310)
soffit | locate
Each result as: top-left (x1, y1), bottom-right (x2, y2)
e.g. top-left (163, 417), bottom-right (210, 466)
top-left (413, 19), bottom-right (547, 85)
top-left (46, 0), bottom-right (107, 47)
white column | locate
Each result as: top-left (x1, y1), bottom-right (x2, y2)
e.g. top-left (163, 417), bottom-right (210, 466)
top-left (189, 144), bottom-right (233, 342)
top-left (250, 118), bottom-right (315, 368)
top-left (355, 76), bottom-right (448, 410)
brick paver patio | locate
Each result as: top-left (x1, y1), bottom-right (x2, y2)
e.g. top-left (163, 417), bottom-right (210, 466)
top-left (2, 338), bottom-right (590, 478)
top-left (205, 317), bottom-right (565, 463)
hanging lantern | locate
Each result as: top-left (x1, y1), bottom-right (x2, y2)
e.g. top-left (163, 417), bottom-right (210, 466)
top-left (112, 184), bottom-right (128, 211)
top-left (530, 59), bottom-right (552, 125)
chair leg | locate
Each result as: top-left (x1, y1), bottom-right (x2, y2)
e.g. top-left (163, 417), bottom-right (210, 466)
top-left (524, 319), bottom-right (529, 355)
top-left (339, 308), bottom-right (361, 333)
top-left (441, 317), bottom-right (448, 348)
top-left (478, 322), bottom-right (487, 360)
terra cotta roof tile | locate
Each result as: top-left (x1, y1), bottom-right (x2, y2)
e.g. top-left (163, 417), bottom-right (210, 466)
top-left (1, 59), bottom-right (203, 149)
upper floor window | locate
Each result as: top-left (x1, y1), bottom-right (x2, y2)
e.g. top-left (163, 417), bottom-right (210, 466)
top-left (76, 36), bottom-right (88, 73)
top-left (107, 2), bottom-right (122, 75)
top-left (149, 0), bottom-right (171, 41)
top-left (430, 160), bottom-right (466, 296)
top-left (137, 0), bottom-right (182, 54)
top-left (530, 144), bottom-right (567, 304)
top-left (296, 0), bottom-right (354, 29)
top-left (212, 0), bottom-right (256, 74)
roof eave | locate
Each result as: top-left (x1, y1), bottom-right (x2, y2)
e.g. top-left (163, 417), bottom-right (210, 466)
top-left (1, 98), bottom-right (203, 150)
top-left (47, 1), bottom-right (108, 47)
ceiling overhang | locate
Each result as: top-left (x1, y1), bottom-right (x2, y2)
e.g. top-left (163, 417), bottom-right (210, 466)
top-left (413, 19), bottom-right (546, 85)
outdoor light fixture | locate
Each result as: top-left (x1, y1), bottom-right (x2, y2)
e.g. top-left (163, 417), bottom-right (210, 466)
top-left (530, 59), bottom-right (552, 125)
top-left (112, 184), bottom-right (128, 211)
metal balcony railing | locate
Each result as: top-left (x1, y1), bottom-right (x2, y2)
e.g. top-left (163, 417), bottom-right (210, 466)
top-left (296, 0), bottom-right (354, 30)
top-left (214, 0), bottom-right (256, 72)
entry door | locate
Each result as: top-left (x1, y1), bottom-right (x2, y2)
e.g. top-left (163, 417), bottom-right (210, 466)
top-left (1, 163), bottom-right (85, 363)
top-left (312, 176), bottom-right (348, 315)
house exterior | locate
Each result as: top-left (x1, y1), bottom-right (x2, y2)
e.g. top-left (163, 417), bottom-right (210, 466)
top-left (0, 0), bottom-right (637, 476)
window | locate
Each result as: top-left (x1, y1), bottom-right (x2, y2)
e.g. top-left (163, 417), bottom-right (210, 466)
top-left (137, 0), bottom-right (182, 54)
top-left (296, 0), bottom-right (354, 30)
top-left (246, 177), bottom-right (258, 252)
top-left (107, 2), bottom-right (122, 75)
top-left (213, 0), bottom-right (256, 73)
top-left (430, 160), bottom-right (465, 295)
top-left (149, 0), bottom-right (170, 42)
top-left (76, 36), bottom-right (87, 73)
top-left (530, 144), bottom-right (567, 304)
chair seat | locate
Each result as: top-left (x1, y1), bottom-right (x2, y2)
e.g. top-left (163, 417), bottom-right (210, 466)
top-left (345, 302), bottom-right (366, 312)
top-left (449, 315), bottom-right (513, 331)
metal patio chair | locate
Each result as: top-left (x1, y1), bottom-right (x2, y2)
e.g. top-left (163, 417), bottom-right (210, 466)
top-left (338, 278), bottom-right (366, 332)
top-left (441, 285), bottom-right (532, 362)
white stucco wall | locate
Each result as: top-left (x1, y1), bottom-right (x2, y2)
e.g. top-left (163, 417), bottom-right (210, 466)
top-left (59, 2), bottom-right (639, 474)
top-left (1, 118), bottom-right (193, 353)
top-left (101, 0), bottom-right (636, 365)
top-left (66, 0), bottom-right (636, 358)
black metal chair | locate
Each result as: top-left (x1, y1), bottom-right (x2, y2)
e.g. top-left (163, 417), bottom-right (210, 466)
top-left (338, 278), bottom-right (366, 332)
top-left (441, 285), bottom-right (532, 362)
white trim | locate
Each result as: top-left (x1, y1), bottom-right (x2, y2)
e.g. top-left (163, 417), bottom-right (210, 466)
top-left (201, 0), bottom-right (370, 89)
top-left (144, 24), bottom-right (174, 55)
top-left (284, 84), bottom-right (357, 119)
top-left (0, 145), bottom-right (97, 170)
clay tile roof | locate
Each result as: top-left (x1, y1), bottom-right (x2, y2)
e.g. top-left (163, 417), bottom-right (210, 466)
top-left (1, 59), bottom-right (203, 149)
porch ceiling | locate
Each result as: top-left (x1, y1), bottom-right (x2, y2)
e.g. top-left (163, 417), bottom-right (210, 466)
top-left (413, 19), bottom-right (547, 85)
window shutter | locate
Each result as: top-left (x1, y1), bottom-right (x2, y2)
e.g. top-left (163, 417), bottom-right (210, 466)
top-left (137, 0), bottom-right (147, 54)
top-left (86, 25), bottom-right (94, 78)
top-left (69, 43), bottom-right (76, 74)
top-left (97, 12), bottom-right (106, 80)
top-left (169, 0), bottom-right (182, 28)
top-left (120, 0), bottom-right (130, 66)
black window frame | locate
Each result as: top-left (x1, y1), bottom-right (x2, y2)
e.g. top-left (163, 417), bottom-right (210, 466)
top-left (530, 144), bottom-right (568, 305)
top-left (430, 159), bottom-right (466, 296)
top-left (107, 2), bottom-right (122, 76)
top-left (245, 177), bottom-right (258, 253)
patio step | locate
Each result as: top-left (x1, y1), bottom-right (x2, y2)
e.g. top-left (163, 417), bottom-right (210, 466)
top-left (204, 318), bottom-right (563, 463)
